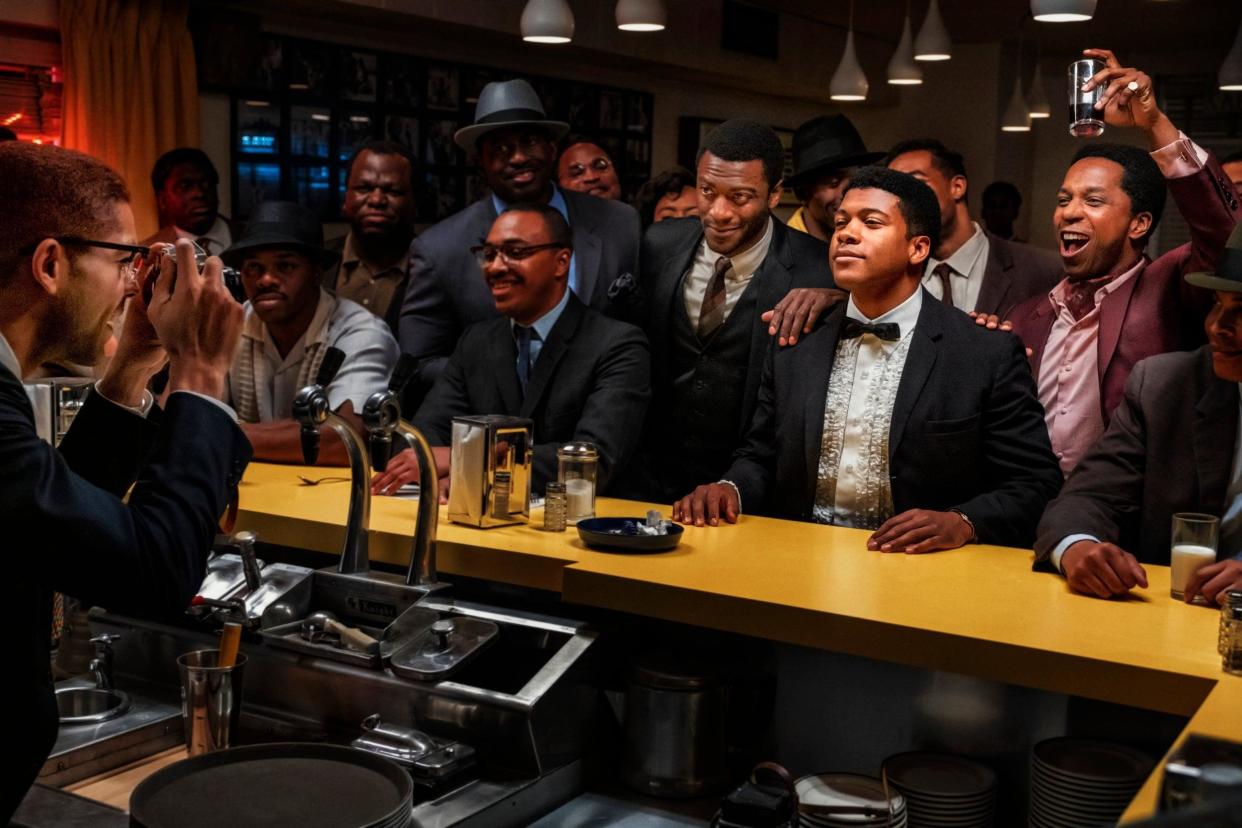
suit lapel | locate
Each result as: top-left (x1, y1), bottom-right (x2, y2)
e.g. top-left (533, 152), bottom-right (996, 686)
top-left (889, 295), bottom-right (943, 460)
top-left (974, 233), bottom-right (1013, 315)
top-left (520, 296), bottom-right (584, 417)
top-left (1097, 262), bottom-right (1143, 381)
top-left (803, 304), bottom-right (847, 496)
top-left (491, 320), bottom-right (524, 415)
top-left (652, 231), bottom-right (702, 352)
top-left (1193, 360), bottom-right (1239, 515)
top-left (564, 192), bottom-right (601, 305)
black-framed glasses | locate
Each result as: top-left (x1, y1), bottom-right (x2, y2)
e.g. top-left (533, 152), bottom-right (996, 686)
top-left (470, 242), bottom-right (567, 265)
top-left (21, 236), bottom-right (152, 281)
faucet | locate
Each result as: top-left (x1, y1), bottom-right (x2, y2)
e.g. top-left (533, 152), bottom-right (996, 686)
top-left (89, 634), bottom-right (120, 690)
top-left (291, 347), bottom-right (373, 575)
top-left (361, 355), bottom-right (440, 587)
top-left (233, 529), bottom-right (263, 592)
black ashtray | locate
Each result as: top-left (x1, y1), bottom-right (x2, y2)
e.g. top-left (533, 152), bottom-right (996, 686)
top-left (576, 517), bottom-right (683, 553)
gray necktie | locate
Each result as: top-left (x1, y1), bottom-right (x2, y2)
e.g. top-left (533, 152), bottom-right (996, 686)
top-left (698, 256), bottom-right (732, 336)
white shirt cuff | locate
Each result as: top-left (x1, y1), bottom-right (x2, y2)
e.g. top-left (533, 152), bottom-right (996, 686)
top-left (1150, 132), bottom-right (1208, 179)
top-left (93, 381), bottom-right (154, 417)
top-left (170, 390), bottom-right (239, 422)
top-left (719, 479), bottom-right (742, 514)
top-left (1051, 533), bottom-right (1100, 574)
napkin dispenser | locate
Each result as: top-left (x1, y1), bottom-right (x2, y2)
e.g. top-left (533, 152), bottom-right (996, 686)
top-left (1161, 734), bottom-right (1242, 811)
top-left (23, 377), bottom-right (94, 446)
top-left (447, 415), bottom-right (533, 528)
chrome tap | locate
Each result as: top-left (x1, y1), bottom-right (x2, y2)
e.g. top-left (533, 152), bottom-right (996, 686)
top-left (292, 347), bottom-right (373, 575)
top-left (231, 529), bottom-right (263, 592)
top-left (88, 634), bottom-right (120, 690)
top-left (362, 354), bottom-right (439, 586)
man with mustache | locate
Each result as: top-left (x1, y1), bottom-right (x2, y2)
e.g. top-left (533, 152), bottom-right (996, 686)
top-left (673, 167), bottom-right (1061, 553)
top-left (143, 147), bottom-right (234, 257)
top-left (1006, 49), bottom-right (1241, 479)
top-left (557, 135), bottom-right (622, 200)
top-left (2, 142), bottom-right (249, 819)
top-left (373, 204), bottom-right (649, 497)
top-left (399, 79), bottom-right (640, 408)
top-left (620, 119), bottom-right (835, 503)
top-left (221, 201), bottom-right (399, 464)
top-left (1035, 226), bottom-right (1242, 602)
top-left (322, 141), bottom-right (417, 332)
top-left (885, 139), bottom-right (1061, 318)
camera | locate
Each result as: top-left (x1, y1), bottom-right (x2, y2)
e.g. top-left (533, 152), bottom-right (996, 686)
top-left (142, 243), bottom-right (246, 306)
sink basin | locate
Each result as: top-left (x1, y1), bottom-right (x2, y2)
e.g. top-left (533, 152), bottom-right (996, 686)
top-left (56, 687), bottom-right (131, 725)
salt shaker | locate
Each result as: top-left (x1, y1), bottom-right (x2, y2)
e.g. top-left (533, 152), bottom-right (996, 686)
top-left (557, 442), bottom-right (599, 524)
top-left (544, 481), bottom-right (567, 532)
top-left (1220, 590), bottom-right (1242, 675)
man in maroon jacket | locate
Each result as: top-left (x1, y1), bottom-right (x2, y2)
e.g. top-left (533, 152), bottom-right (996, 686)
top-left (1007, 48), bottom-right (1240, 477)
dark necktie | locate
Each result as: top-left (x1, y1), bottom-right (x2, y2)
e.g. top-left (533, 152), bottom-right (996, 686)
top-left (930, 262), bottom-right (955, 308)
top-left (1064, 276), bottom-right (1112, 321)
top-left (842, 318), bottom-right (901, 341)
top-left (697, 255), bottom-right (732, 336)
top-left (515, 326), bottom-right (540, 392)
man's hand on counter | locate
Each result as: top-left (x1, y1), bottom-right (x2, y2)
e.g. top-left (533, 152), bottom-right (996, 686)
top-left (371, 446), bottom-right (451, 501)
top-left (867, 509), bottom-right (975, 554)
top-left (1183, 559), bottom-right (1242, 606)
top-left (672, 482), bottom-right (740, 527)
top-left (1061, 540), bottom-right (1149, 598)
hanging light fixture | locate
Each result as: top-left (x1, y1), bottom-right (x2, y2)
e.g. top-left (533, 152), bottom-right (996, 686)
top-left (1027, 29), bottom-right (1050, 117)
top-left (914, 0), bottom-right (952, 61)
top-left (1001, 34), bottom-right (1031, 132)
top-left (830, 0), bottom-right (869, 101)
top-left (1031, 0), bottom-right (1097, 23)
top-left (1221, 12), bottom-right (1242, 91)
top-left (521, 0), bottom-right (574, 44)
top-left (887, 1), bottom-right (923, 86)
top-left (616, 0), bottom-right (666, 32)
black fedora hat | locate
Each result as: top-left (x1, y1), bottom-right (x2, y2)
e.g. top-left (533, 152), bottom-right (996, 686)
top-left (1188, 223), bottom-right (1242, 292)
top-left (221, 201), bottom-right (340, 270)
top-left (786, 114), bottom-right (884, 188)
top-left (454, 79), bottom-right (569, 152)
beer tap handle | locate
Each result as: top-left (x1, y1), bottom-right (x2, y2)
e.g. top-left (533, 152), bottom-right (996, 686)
top-left (300, 424), bottom-right (321, 465)
top-left (370, 431), bottom-right (392, 473)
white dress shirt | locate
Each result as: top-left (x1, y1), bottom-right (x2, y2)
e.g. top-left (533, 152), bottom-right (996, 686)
top-left (922, 222), bottom-right (989, 310)
top-left (683, 217), bottom-right (774, 326)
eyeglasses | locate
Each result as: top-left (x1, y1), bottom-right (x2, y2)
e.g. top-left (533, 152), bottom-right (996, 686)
top-left (470, 242), bottom-right (567, 265)
top-left (21, 236), bottom-right (152, 282)
top-left (566, 157), bottom-right (612, 178)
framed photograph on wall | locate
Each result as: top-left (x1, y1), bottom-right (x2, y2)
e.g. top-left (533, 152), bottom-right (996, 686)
top-left (340, 50), bottom-right (378, 102)
top-left (381, 54), bottom-right (420, 109)
top-left (384, 115), bottom-right (420, 152)
top-left (426, 65), bottom-right (460, 111)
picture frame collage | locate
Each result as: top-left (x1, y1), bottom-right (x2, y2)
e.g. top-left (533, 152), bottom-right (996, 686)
top-left (200, 32), bottom-right (655, 224)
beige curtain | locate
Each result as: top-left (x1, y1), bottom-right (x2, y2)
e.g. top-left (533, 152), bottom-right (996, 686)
top-left (60, 0), bottom-right (200, 240)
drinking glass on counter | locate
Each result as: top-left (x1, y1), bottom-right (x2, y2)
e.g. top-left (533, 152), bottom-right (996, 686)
top-left (1170, 513), bottom-right (1219, 603)
top-left (1069, 58), bottom-right (1105, 137)
top-left (178, 649), bottom-right (247, 756)
top-left (558, 442), bottom-right (598, 524)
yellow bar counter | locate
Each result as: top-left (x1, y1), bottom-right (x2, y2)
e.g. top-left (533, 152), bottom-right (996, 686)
top-left (235, 462), bottom-right (1242, 822)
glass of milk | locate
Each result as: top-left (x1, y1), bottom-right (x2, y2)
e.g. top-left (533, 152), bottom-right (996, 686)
top-left (1170, 513), bottom-right (1220, 602)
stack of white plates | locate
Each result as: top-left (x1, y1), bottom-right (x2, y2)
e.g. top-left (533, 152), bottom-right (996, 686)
top-left (1029, 738), bottom-right (1154, 828)
top-left (882, 752), bottom-right (996, 828)
top-left (796, 772), bottom-right (908, 827)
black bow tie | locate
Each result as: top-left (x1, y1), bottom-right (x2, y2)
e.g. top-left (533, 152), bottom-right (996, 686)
top-left (842, 318), bottom-right (901, 341)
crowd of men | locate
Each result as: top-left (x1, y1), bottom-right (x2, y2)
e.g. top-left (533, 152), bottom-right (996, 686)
top-left (7, 46), bottom-right (1242, 817)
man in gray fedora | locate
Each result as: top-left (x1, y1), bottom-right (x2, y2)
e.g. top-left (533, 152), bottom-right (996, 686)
top-left (1034, 224), bottom-right (1242, 602)
top-left (398, 79), bottom-right (641, 407)
top-left (220, 201), bottom-right (399, 464)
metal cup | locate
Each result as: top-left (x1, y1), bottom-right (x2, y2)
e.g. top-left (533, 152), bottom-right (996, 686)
top-left (178, 649), bottom-right (246, 756)
top-left (1068, 58), bottom-right (1105, 137)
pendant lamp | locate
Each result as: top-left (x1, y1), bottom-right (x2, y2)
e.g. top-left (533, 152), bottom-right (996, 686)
top-left (521, 0), bottom-right (574, 44)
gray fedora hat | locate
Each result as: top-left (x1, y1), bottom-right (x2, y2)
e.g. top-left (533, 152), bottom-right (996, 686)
top-left (1187, 223), bottom-right (1242, 293)
top-left (453, 79), bottom-right (569, 152)
top-left (221, 201), bottom-right (339, 271)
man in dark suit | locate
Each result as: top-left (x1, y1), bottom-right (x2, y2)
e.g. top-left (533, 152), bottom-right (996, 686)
top-left (1034, 231), bottom-right (1242, 602)
top-left (2, 143), bottom-right (249, 820)
top-left (398, 79), bottom-right (641, 407)
top-left (886, 139), bottom-right (1062, 318)
top-left (674, 167), bottom-right (1061, 552)
top-left (622, 119), bottom-right (835, 503)
top-left (142, 147), bottom-right (236, 257)
top-left (373, 203), bottom-right (649, 497)
top-left (1008, 49), bottom-right (1240, 477)
top-left (322, 141), bottom-right (417, 332)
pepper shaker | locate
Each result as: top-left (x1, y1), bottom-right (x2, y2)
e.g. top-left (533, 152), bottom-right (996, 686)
top-left (544, 481), bottom-right (568, 532)
top-left (1220, 589), bottom-right (1242, 675)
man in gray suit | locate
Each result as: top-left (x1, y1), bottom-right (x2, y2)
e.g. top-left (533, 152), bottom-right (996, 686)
top-left (1034, 228), bottom-right (1242, 602)
top-left (887, 139), bottom-right (1062, 317)
top-left (374, 203), bottom-right (649, 497)
top-left (398, 79), bottom-right (641, 407)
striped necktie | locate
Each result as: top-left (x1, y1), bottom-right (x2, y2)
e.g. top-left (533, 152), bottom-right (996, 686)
top-left (698, 255), bottom-right (732, 336)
